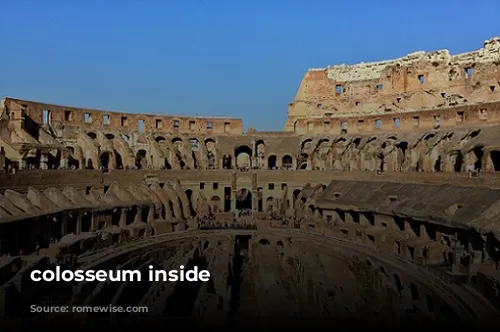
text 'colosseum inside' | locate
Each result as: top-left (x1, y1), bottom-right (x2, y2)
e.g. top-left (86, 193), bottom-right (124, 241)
top-left (2, 35), bottom-right (500, 328)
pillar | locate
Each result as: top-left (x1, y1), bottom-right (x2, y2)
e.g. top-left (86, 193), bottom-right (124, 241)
top-left (134, 207), bottom-right (142, 224)
top-left (40, 153), bottom-right (48, 169)
top-left (119, 209), bottom-right (127, 227)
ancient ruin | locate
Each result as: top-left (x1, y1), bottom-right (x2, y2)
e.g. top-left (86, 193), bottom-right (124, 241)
top-left (2, 37), bottom-right (500, 326)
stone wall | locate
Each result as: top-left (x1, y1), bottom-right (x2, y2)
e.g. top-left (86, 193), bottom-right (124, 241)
top-left (286, 37), bottom-right (500, 134)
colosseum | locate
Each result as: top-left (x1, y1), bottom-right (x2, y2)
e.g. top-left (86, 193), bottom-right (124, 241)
top-left (1, 37), bottom-right (500, 327)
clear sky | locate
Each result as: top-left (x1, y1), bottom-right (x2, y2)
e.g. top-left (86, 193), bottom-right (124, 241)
top-left (2, 0), bottom-right (500, 131)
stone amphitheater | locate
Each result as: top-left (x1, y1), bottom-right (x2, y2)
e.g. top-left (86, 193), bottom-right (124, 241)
top-left (2, 37), bottom-right (500, 326)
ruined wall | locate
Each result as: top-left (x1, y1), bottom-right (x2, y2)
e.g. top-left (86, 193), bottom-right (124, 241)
top-left (3, 98), bottom-right (243, 136)
top-left (286, 37), bottom-right (500, 134)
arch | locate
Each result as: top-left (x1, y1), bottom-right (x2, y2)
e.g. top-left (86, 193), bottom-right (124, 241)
top-left (171, 137), bottom-right (183, 144)
top-left (66, 146), bottom-right (79, 169)
top-left (113, 149), bottom-right (123, 169)
top-left (87, 132), bottom-right (97, 140)
top-left (259, 239), bottom-right (270, 246)
top-left (299, 162), bottom-right (308, 169)
top-left (47, 149), bottom-right (61, 169)
top-left (282, 155), bottom-right (293, 169)
top-left (451, 150), bottom-right (463, 172)
top-left (235, 145), bottom-right (252, 168)
top-left (300, 139), bottom-right (313, 150)
top-left (266, 197), bottom-right (275, 212)
top-left (472, 145), bottom-right (484, 170)
top-left (235, 188), bottom-right (252, 210)
top-left (293, 120), bottom-right (298, 132)
top-left (99, 152), bottom-right (111, 169)
top-left (424, 133), bottom-right (435, 141)
top-left (276, 240), bottom-right (284, 249)
top-left (222, 154), bottom-right (232, 169)
top-left (267, 155), bottom-right (277, 169)
top-left (490, 150), bottom-right (500, 171)
top-left (135, 149), bottom-right (147, 169)
top-left (105, 133), bottom-right (115, 140)
top-left (188, 138), bottom-right (200, 151)
top-left (155, 136), bottom-right (166, 143)
top-left (210, 195), bottom-right (221, 213)
top-left (204, 137), bottom-right (216, 145)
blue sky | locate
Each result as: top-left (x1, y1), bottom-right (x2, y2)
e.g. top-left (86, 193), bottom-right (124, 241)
top-left (2, 1), bottom-right (500, 131)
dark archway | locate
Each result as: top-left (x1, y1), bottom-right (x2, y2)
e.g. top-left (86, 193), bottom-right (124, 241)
top-left (87, 132), bottom-right (97, 140)
top-left (136, 150), bottom-right (147, 169)
top-left (267, 155), bottom-right (277, 169)
top-left (222, 154), bottom-right (232, 169)
top-left (490, 150), bottom-right (500, 171)
top-left (236, 188), bottom-right (252, 210)
top-left (453, 151), bottom-right (463, 172)
top-left (235, 145), bottom-right (253, 168)
top-left (113, 149), bottom-right (123, 169)
top-left (472, 146), bottom-right (484, 170)
top-left (282, 155), bottom-right (293, 169)
top-left (99, 152), bottom-right (110, 169)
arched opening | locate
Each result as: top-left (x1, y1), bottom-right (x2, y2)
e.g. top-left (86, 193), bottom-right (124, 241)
top-left (472, 145), bottom-right (484, 170)
top-left (282, 155), bottom-right (293, 169)
top-left (51, 217), bottom-right (62, 241)
top-left (266, 197), bottom-right (275, 212)
top-left (299, 161), bottom-right (308, 169)
top-left (452, 151), bottom-right (463, 172)
top-left (490, 150), bottom-right (500, 171)
top-left (185, 189), bottom-right (196, 216)
top-left (87, 132), bottom-right (97, 140)
top-left (205, 138), bottom-right (217, 169)
top-left (293, 120), bottom-right (298, 132)
top-left (267, 155), bottom-right (277, 169)
top-left (222, 154), bottom-right (232, 169)
top-left (210, 195), bottom-right (221, 213)
top-left (259, 239), bottom-right (270, 246)
top-left (236, 188), bottom-right (252, 211)
top-left (105, 133), bottom-right (115, 140)
top-left (99, 152), bottom-right (110, 169)
top-left (111, 208), bottom-right (121, 226)
top-left (189, 138), bottom-right (200, 151)
top-left (135, 150), bottom-right (147, 169)
top-left (113, 149), bottom-right (123, 169)
top-left (47, 149), bottom-right (61, 169)
top-left (155, 136), bottom-right (166, 143)
top-left (396, 141), bottom-right (408, 156)
top-left (85, 158), bottom-right (94, 169)
top-left (235, 145), bottom-right (252, 168)
top-left (255, 139), bottom-right (265, 158)
top-left (66, 147), bottom-right (79, 169)
top-left (25, 148), bottom-right (41, 169)
top-left (81, 213), bottom-right (92, 232)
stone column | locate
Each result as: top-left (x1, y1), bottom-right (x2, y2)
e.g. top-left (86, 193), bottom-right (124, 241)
top-left (119, 209), bottom-right (127, 227)
top-left (40, 153), bottom-right (48, 169)
top-left (18, 158), bottom-right (26, 170)
top-left (134, 207), bottom-right (142, 224)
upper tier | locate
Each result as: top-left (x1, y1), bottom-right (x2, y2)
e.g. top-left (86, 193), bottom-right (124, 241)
top-left (286, 37), bottom-right (500, 132)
